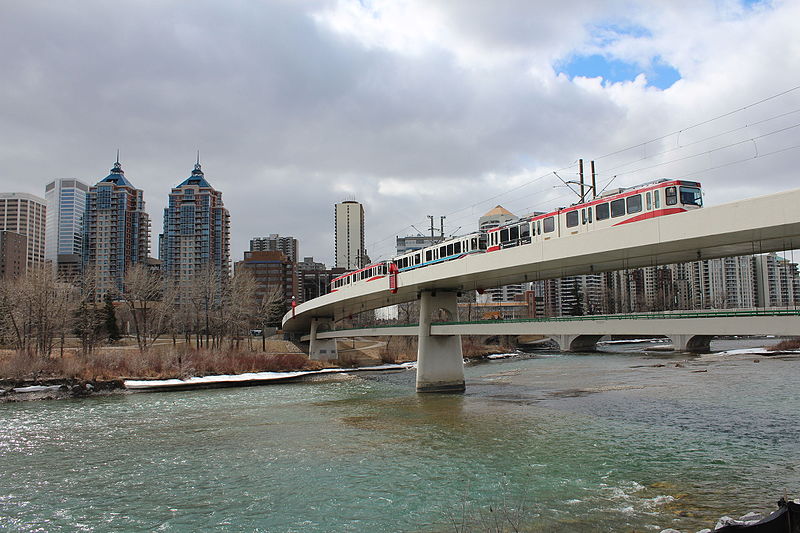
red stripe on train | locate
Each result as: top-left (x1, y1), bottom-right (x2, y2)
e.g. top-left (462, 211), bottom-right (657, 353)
top-left (612, 207), bottom-right (686, 226)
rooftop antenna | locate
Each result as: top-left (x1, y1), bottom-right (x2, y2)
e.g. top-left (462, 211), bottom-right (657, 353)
top-left (115, 149), bottom-right (120, 164)
top-left (196, 150), bottom-right (200, 166)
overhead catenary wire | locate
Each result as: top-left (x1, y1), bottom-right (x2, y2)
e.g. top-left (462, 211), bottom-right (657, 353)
top-left (364, 84), bottom-right (800, 261)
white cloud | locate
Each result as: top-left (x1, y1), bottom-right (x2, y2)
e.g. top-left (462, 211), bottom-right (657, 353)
top-left (0, 0), bottom-right (798, 265)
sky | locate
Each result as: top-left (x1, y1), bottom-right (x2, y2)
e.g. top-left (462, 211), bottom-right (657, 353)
top-left (1, 0), bottom-right (799, 267)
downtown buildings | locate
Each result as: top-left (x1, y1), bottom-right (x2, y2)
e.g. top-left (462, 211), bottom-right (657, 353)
top-left (83, 159), bottom-right (151, 297)
top-left (0, 192), bottom-right (46, 269)
top-left (335, 200), bottom-right (367, 270)
top-left (45, 178), bottom-right (89, 278)
top-left (160, 160), bottom-right (230, 293)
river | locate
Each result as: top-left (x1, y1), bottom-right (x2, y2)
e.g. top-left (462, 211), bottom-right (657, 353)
top-left (1, 339), bottom-right (798, 532)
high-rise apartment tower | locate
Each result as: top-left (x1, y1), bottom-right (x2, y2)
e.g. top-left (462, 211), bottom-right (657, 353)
top-left (83, 159), bottom-right (150, 297)
top-left (160, 161), bottom-right (230, 285)
top-left (334, 200), bottom-right (366, 270)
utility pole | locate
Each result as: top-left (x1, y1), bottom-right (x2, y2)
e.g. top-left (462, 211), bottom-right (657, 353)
top-left (590, 160), bottom-right (597, 199)
top-left (427, 215), bottom-right (435, 239)
top-left (440, 216), bottom-right (446, 240)
top-left (578, 158), bottom-right (585, 203)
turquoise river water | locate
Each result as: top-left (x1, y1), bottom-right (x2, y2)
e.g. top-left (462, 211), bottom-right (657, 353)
top-left (1, 340), bottom-right (798, 532)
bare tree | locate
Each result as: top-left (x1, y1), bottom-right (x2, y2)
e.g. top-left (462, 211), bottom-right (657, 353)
top-left (0, 267), bottom-right (76, 357)
top-left (120, 263), bottom-right (175, 352)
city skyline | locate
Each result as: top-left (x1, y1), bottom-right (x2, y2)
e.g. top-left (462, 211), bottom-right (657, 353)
top-left (1, 1), bottom-right (800, 266)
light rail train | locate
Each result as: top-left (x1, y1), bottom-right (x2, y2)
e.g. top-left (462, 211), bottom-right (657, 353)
top-left (329, 179), bottom-right (703, 293)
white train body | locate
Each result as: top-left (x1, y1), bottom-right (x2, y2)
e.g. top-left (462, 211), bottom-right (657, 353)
top-left (329, 179), bottom-right (703, 293)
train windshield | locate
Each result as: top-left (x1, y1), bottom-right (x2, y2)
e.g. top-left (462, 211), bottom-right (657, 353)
top-left (680, 186), bottom-right (703, 206)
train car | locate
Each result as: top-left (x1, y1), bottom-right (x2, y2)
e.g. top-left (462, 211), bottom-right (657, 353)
top-left (392, 232), bottom-right (486, 272)
top-left (329, 261), bottom-right (389, 292)
top-left (486, 179), bottom-right (703, 252)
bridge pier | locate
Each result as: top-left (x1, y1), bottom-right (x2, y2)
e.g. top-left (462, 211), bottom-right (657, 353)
top-left (416, 290), bottom-right (465, 393)
top-left (309, 318), bottom-right (338, 361)
top-left (551, 334), bottom-right (604, 352)
top-left (668, 334), bottom-right (713, 353)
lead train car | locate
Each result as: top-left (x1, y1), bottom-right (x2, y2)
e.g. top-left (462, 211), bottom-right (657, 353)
top-left (330, 179), bottom-right (703, 292)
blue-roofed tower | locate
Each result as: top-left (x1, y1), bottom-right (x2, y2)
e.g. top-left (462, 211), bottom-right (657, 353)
top-left (83, 158), bottom-right (151, 298)
top-left (160, 160), bottom-right (230, 293)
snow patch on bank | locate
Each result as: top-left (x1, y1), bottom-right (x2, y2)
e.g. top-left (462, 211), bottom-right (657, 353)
top-left (124, 362), bottom-right (416, 391)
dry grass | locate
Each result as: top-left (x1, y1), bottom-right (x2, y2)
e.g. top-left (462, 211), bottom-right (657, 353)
top-left (768, 338), bottom-right (800, 351)
top-left (0, 347), bottom-right (322, 383)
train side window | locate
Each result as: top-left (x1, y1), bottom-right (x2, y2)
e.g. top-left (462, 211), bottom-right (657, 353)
top-left (654, 190), bottom-right (660, 208)
top-left (626, 194), bottom-right (642, 214)
top-left (520, 223), bottom-right (530, 239)
top-left (500, 228), bottom-right (510, 243)
top-left (596, 203), bottom-right (610, 220)
top-left (426, 250), bottom-right (432, 261)
top-left (509, 226), bottom-right (519, 241)
top-left (610, 198), bottom-right (625, 217)
top-left (440, 246), bottom-right (447, 258)
top-left (471, 237), bottom-right (477, 250)
top-left (666, 186), bottom-right (677, 205)
top-left (588, 207), bottom-right (593, 223)
top-left (581, 209), bottom-right (587, 225)
top-left (415, 253), bottom-right (421, 264)
top-left (537, 220), bottom-right (541, 235)
top-left (479, 235), bottom-right (487, 249)
top-left (543, 217), bottom-right (555, 233)
top-left (446, 244), bottom-right (454, 256)
top-left (454, 241), bottom-right (461, 254)
top-left (566, 211), bottom-right (579, 227)
top-left (646, 192), bottom-right (652, 210)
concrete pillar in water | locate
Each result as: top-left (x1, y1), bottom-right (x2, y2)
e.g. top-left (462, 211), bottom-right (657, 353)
top-left (309, 317), bottom-right (338, 361)
top-left (416, 290), bottom-right (465, 393)
top-left (668, 334), bottom-right (712, 353)
top-left (551, 334), bottom-right (604, 352)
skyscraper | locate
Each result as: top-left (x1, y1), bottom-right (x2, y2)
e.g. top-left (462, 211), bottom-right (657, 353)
top-left (0, 192), bottom-right (46, 269)
top-left (160, 160), bottom-right (230, 286)
top-left (84, 158), bottom-right (150, 297)
top-left (45, 178), bottom-right (89, 275)
top-left (334, 200), bottom-right (366, 270)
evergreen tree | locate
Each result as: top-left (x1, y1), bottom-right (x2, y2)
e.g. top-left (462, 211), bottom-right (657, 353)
top-left (104, 292), bottom-right (121, 342)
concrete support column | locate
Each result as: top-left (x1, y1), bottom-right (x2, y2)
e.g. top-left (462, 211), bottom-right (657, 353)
top-left (416, 290), bottom-right (465, 393)
top-left (309, 318), bottom-right (338, 361)
top-left (668, 334), bottom-right (712, 353)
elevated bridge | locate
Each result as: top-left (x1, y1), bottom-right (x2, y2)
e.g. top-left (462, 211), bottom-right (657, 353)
top-left (284, 187), bottom-right (800, 392)
top-left (303, 308), bottom-right (800, 353)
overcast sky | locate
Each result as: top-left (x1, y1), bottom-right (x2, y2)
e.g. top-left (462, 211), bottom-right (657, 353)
top-left (1, 0), bottom-right (799, 266)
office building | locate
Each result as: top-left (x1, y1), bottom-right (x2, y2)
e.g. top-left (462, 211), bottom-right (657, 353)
top-left (335, 200), bottom-right (366, 270)
top-left (84, 159), bottom-right (150, 297)
top-left (235, 250), bottom-right (298, 312)
top-left (0, 231), bottom-right (27, 280)
top-left (160, 161), bottom-right (230, 288)
top-left (0, 192), bottom-right (46, 269)
top-left (45, 178), bottom-right (89, 276)
top-left (250, 234), bottom-right (298, 263)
